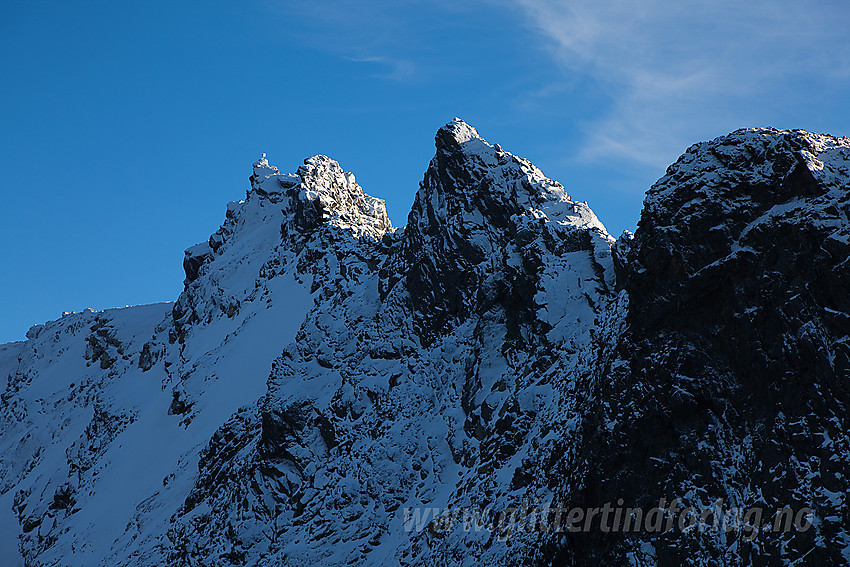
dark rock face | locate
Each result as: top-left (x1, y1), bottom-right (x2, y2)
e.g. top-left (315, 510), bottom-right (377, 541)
top-left (182, 243), bottom-right (212, 284)
top-left (556, 128), bottom-right (850, 566)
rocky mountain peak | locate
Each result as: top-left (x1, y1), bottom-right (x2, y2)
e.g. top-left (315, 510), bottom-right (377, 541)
top-left (435, 117), bottom-right (486, 149)
top-left (292, 154), bottom-right (393, 240)
top-left (630, 127), bottom-right (850, 308)
top-left (425, 118), bottom-right (579, 215)
top-left (644, 127), bottom-right (850, 219)
top-left (174, 153), bottom-right (392, 342)
top-left (382, 119), bottom-right (613, 345)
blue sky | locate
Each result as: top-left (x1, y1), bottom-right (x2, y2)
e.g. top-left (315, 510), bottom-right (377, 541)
top-left (1, 0), bottom-right (849, 343)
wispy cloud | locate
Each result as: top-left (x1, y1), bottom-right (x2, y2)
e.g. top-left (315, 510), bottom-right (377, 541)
top-left (261, 0), bottom-right (456, 83)
top-left (511, 0), bottom-right (850, 166)
top-left (261, 0), bottom-right (849, 165)
top-left (345, 56), bottom-right (417, 82)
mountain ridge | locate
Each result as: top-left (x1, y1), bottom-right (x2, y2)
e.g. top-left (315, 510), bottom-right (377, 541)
top-left (1, 120), bottom-right (848, 566)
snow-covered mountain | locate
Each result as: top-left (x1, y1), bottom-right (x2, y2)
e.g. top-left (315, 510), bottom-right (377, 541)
top-left (1, 120), bottom-right (848, 566)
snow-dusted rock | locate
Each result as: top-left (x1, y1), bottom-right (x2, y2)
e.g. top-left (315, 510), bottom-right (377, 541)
top-left (570, 128), bottom-right (850, 566)
top-left (1, 123), bottom-right (848, 567)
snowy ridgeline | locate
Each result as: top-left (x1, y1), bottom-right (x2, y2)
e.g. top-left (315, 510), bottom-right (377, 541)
top-left (1, 120), bottom-right (849, 566)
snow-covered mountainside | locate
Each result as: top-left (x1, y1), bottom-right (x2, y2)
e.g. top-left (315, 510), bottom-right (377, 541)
top-left (1, 121), bottom-right (848, 566)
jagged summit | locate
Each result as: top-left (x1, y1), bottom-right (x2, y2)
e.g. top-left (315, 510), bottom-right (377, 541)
top-left (428, 118), bottom-right (579, 209)
top-left (246, 152), bottom-right (392, 240)
top-left (175, 151), bottom-right (393, 341)
top-left (381, 118), bottom-right (613, 344)
top-left (294, 154), bottom-right (392, 240)
top-left (187, 152), bottom-right (392, 280)
top-left (436, 117), bottom-right (486, 148)
top-left (220, 119), bottom-right (602, 296)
